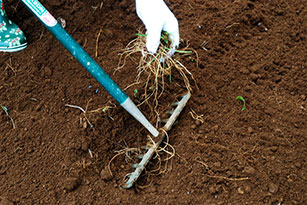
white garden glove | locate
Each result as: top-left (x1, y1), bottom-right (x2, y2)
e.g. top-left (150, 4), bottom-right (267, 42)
top-left (135, 0), bottom-right (179, 57)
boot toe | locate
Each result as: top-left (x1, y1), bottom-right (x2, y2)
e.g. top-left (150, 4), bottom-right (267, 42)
top-left (0, 18), bottom-right (27, 52)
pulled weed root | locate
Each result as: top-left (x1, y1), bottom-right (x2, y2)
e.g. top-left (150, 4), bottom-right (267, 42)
top-left (142, 131), bottom-right (176, 182)
top-left (116, 32), bottom-right (197, 123)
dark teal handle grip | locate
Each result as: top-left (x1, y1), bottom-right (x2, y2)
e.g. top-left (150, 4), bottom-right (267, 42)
top-left (49, 24), bottom-right (128, 104)
top-left (20, 0), bottom-right (128, 104)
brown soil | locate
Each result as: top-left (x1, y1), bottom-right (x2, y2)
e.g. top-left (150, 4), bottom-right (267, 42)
top-left (1, 0), bottom-right (306, 204)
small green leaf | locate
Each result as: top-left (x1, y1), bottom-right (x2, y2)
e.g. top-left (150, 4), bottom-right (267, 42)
top-left (133, 89), bottom-right (138, 97)
top-left (102, 106), bottom-right (111, 112)
top-left (1, 105), bottom-right (9, 115)
top-left (236, 96), bottom-right (246, 111)
top-left (136, 33), bottom-right (147, 37)
top-left (161, 33), bottom-right (169, 44)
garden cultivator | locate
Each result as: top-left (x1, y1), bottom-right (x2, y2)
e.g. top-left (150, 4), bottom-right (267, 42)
top-left (21, 0), bottom-right (190, 188)
top-left (123, 92), bottom-right (191, 188)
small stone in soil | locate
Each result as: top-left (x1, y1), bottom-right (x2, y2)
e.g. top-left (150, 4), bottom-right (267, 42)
top-left (226, 170), bottom-right (233, 177)
top-left (247, 127), bottom-right (253, 133)
top-left (237, 187), bottom-right (244, 194)
top-left (270, 146), bottom-right (278, 152)
top-left (243, 166), bottom-right (256, 175)
top-left (213, 161), bottom-right (221, 168)
top-left (81, 141), bottom-right (89, 151)
top-left (212, 125), bottom-right (219, 132)
top-left (195, 120), bottom-right (201, 126)
top-left (209, 186), bottom-right (216, 194)
top-left (268, 183), bottom-right (279, 193)
top-left (240, 67), bottom-right (250, 74)
top-left (294, 162), bottom-right (302, 168)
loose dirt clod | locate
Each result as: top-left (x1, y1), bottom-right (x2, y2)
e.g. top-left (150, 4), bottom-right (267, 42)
top-left (209, 186), bottom-right (217, 194)
top-left (191, 124), bottom-right (196, 129)
top-left (247, 127), bottom-right (253, 134)
top-left (195, 120), bottom-right (201, 126)
top-left (244, 185), bottom-right (252, 193)
top-left (212, 125), bottom-right (219, 132)
top-left (243, 166), bottom-right (256, 175)
top-left (294, 162), bottom-right (302, 169)
top-left (213, 161), bottom-right (221, 168)
top-left (0, 196), bottom-right (14, 205)
top-left (63, 177), bottom-right (81, 192)
top-left (100, 167), bottom-right (113, 181)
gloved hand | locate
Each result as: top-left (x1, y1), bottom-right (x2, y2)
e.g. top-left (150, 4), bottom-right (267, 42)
top-left (135, 0), bottom-right (179, 57)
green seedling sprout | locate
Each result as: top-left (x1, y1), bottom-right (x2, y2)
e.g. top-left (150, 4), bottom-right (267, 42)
top-left (236, 96), bottom-right (246, 111)
top-left (1, 105), bottom-right (8, 115)
top-left (136, 33), bottom-right (147, 37)
top-left (133, 89), bottom-right (138, 98)
top-left (137, 32), bottom-right (170, 44)
top-left (102, 106), bottom-right (111, 113)
top-left (161, 32), bottom-right (169, 44)
top-left (1, 105), bottom-right (15, 128)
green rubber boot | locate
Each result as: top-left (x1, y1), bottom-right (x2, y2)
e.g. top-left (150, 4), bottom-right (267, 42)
top-left (0, 1), bottom-right (27, 52)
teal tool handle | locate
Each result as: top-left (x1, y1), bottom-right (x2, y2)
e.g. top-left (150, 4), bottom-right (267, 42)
top-left (20, 0), bottom-right (128, 104)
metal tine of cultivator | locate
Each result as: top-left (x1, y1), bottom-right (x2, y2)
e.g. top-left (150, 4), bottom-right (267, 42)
top-left (122, 92), bottom-right (191, 189)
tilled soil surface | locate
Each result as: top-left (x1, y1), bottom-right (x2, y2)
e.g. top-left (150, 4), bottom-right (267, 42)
top-left (0, 0), bottom-right (306, 204)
